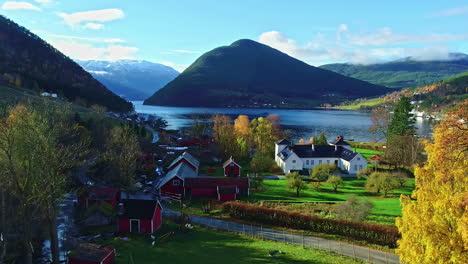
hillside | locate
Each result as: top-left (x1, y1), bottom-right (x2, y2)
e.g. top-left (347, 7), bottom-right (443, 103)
top-left (144, 39), bottom-right (390, 108)
top-left (339, 72), bottom-right (468, 112)
top-left (0, 15), bottom-right (133, 112)
top-left (320, 54), bottom-right (468, 90)
top-left (77, 60), bottom-right (179, 100)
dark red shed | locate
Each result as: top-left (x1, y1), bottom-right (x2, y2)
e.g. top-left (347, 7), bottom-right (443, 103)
top-left (118, 199), bottom-right (162, 233)
top-left (77, 187), bottom-right (121, 208)
top-left (68, 243), bottom-right (115, 264)
top-left (223, 157), bottom-right (241, 177)
top-left (184, 178), bottom-right (249, 201)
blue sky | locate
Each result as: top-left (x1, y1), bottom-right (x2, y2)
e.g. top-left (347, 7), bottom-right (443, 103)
top-left (1, 0), bottom-right (468, 71)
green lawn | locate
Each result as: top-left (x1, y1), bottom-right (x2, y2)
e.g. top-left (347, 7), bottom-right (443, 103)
top-left (336, 97), bottom-right (385, 110)
top-left (97, 224), bottom-right (364, 264)
top-left (245, 177), bottom-right (414, 225)
top-left (353, 148), bottom-right (383, 160)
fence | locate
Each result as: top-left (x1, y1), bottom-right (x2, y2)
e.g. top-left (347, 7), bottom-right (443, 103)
top-left (165, 210), bottom-right (399, 264)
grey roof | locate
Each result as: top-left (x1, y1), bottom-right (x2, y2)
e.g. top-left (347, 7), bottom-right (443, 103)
top-left (156, 163), bottom-right (198, 189)
top-left (275, 138), bottom-right (291, 145)
top-left (330, 139), bottom-right (351, 146)
top-left (277, 144), bottom-right (359, 162)
top-left (168, 152), bottom-right (200, 169)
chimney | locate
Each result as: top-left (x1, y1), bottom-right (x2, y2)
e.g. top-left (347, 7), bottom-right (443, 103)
top-left (312, 144), bottom-right (315, 151)
top-left (334, 145), bottom-right (337, 151)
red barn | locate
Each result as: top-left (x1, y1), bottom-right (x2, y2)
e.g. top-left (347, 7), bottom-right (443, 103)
top-left (184, 178), bottom-right (249, 201)
top-left (223, 157), bottom-right (242, 177)
top-left (68, 243), bottom-right (115, 264)
top-left (167, 152), bottom-right (199, 173)
top-left (157, 163), bottom-right (197, 197)
top-left (77, 187), bottom-right (121, 208)
top-left (118, 199), bottom-right (162, 233)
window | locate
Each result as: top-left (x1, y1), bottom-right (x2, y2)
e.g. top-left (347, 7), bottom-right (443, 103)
top-left (319, 160), bottom-right (322, 164)
top-left (173, 179), bottom-right (180, 186)
top-left (354, 165), bottom-right (357, 171)
top-left (359, 165), bottom-right (363, 170)
top-left (292, 160), bottom-right (296, 163)
top-left (327, 160), bottom-right (330, 164)
top-left (306, 160), bottom-right (309, 165)
top-left (357, 157), bottom-right (361, 161)
top-left (311, 160), bottom-right (314, 165)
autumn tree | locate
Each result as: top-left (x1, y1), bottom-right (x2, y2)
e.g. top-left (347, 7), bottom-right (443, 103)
top-left (368, 106), bottom-right (391, 141)
top-left (396, 101), bottom-right (468, 264)
top-left (250, 117), bottom-right (275, 155)
top-left (234, 115), bottom-right (251, 138)
top-left (266, 114), bottom-right (282, 139)
top-left (385, 135), bottom-right (424, 167)
top-left (213, 115), bottom-right (238, 159)
top-left (103, 125), bottom-right (141, 188)
top-left (365, 172), bottom-right (400, 197)
top-left (286, 171), bottom-right (307, 197)
top-left (326, 175), bottom-right (344, 192)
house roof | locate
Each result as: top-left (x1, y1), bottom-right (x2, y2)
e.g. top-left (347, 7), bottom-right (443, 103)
top-left (71, 243), bottom-right (114, 262)
top-left (87, 187), bottom-right (120, 200)
top-left (330, 139), bottom-right (351, 146)
top-left (223, 157), bottom-right (242, 168)
top-left (156, 163), bottom-right (198, 189)
top-left (168, 152), bottom-right (200, 169)
top-left (278, 145), bottom-right (359, 162)
top-left (275, 138), bottom-right (291, 145)
top-left (184, 177), bottom-right (249, 189)
top-left (119, 199), bottom-right (159, 219)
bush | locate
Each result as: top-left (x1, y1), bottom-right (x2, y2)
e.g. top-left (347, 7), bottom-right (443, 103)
top-left (223, 202), bottom-right (400, 247)
top-left (333, 195), bottom-right (373, 222)
top-left (357, 167), bottom-right (373, 179)
top-left (366, 172), bottom-right (400, 197)
top-left (326, 176), bottom-right (344, 192)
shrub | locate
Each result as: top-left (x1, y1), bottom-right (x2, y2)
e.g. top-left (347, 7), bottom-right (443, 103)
top-left (357, 167), bottom-right (373, 179)
top-left (366, 172), bottom-right (400, 197)
top-left (223, 201), bottom-right (399, 247)
top-left (326, 176), bottom-right (344, 192)
top-left (333, 195), bottom-right (373, 222)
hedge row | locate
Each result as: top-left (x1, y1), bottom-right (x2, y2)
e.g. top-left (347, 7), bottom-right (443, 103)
top-left (222, 201), bottom-right (400, 247)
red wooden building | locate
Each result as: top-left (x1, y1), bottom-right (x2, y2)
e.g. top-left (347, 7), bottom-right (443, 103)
top-left (223, 157), bottom-right (242, 177)
top-left (167, 152), bottom-right (199, 172)
top-left (184, 178), bottom-right (249, 201)
top-left (157, 163), bottom-right (197, 197)
top-left (118, 199), bottom-right (162, 233)
top-left (77, 187), bottom-right (121, 208)
top-left (68, 243), bottom-right (115, 264)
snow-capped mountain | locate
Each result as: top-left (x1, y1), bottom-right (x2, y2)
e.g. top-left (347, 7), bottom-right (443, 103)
top-left (77, 60), bottom-right (179, 100)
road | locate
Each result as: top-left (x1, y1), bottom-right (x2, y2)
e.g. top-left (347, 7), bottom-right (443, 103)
top-left (163, 208), bottom-right (399, 264)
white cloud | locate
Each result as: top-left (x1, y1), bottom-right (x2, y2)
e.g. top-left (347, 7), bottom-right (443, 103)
top-left (258, 26), bottom-right (463, 65)
top-left (58, 8), bottom-right (124, 28)
top-left (347, 27), bottom-right (468, 46)
top-left (431, 5), bottom-right (468, 17)
top-left (34, 0), bottom-right (52, 4)
top-left (43, 33), bottom-right (126, 44)
top-left (2, 1), bottom-right (41, 11)
top-left (49, 40), bottom-right (138, 61)
top-left (103, 38), bottom-right (126, 43)
top-left (84, 22), bottom-right (104, 30)
top-left (161, 49), bottom-right (201, 55)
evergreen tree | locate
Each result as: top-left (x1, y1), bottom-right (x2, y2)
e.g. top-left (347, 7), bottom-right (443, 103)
top-left (387, 96), bottom-right (415, 140)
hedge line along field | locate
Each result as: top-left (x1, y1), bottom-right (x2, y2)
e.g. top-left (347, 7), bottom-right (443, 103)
top-left (245, 177), bottom-right (415, 226)
top-left (223, 202), bottom-right (400, 247)
top-left (97, 224), bottom-right (365, 264)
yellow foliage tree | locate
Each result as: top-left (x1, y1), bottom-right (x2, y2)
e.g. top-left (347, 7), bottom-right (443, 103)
top-left (396, 101), bottom-right (468, 264)
top-left (234, 115), bottom-right (250, 137)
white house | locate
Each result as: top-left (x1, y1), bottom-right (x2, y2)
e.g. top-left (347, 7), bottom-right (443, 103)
top-left (275, 138), bottom-right (367, 175)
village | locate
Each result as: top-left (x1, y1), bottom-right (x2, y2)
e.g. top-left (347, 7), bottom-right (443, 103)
top-left (57, 105), bottom-right (421, 264)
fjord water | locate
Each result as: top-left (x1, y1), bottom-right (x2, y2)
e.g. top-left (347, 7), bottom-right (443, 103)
top-left (133, 101), bottom-right (434, 142)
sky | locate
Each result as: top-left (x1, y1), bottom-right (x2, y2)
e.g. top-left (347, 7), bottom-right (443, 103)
top-left (1, 0), bottom-right (468, 72)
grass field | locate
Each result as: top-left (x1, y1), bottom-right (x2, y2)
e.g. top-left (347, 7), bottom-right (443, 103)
top-left (353, 148), bottom-right (384, 160)
top-left (245, 177), bottom-right (414, 225)
top-left (336, 97), bottom-right (385, 110)
top-left (97, 224), bottom-right (364, 264)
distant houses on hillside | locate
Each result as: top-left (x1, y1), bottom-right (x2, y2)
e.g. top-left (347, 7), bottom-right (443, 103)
top-left (274, 136), bottom-right (367, 174)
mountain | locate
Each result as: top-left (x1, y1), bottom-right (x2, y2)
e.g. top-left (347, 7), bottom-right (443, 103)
top-left (77, 60), bottom-right (179, 100)
top-left (144, 39), bottom-right (390, 108)
top-left (0, 15), bottom-right (132, 112)
top-left (320, 54), bottom-right (468, 90)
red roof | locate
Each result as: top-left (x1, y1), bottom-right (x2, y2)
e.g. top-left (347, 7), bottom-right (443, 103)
top-left (184, 178), bottom-right (249, 188)
top-left (370, 154), bottom-right (382, 160)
